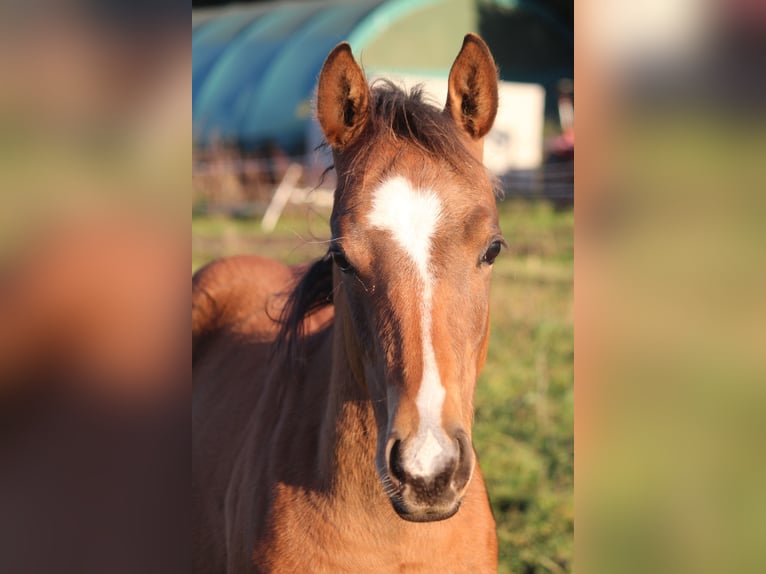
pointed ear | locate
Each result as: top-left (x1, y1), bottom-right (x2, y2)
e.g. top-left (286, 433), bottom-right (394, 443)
top-left (445, 34), bottom-right (498, 140)
top-left (316, 43), bottom-right (370, 149)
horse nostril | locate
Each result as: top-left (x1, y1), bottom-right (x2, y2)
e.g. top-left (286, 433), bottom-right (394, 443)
top-left (388, 439), bottom-right (406, 484)
top-left (452, 430), bottom-right (474, 491)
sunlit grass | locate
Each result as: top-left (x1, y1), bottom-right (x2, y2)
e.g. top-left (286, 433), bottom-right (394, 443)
top-left (478, 200), bottom-right (573, 573)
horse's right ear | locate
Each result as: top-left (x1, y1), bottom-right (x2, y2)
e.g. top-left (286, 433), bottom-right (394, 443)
top-left (316, 43), bottom-right (370, 149)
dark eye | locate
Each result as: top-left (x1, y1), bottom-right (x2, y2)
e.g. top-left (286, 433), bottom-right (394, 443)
top-left (330, 250), bottom-right (354, 273)
top-left (481, 239), bottom-right (505, 265)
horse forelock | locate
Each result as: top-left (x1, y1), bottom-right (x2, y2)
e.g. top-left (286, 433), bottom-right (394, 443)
top-left (336, 82), bottom-right (502, 198)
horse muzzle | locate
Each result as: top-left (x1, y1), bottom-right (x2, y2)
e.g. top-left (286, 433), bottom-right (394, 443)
top-left (383, 428), bottom-right (474, 522)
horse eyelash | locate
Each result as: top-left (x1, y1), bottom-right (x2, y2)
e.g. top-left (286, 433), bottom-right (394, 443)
top-left (354, 273), bottom-right (374, 294)
top-left (327, 280), bottom-right (343, 302)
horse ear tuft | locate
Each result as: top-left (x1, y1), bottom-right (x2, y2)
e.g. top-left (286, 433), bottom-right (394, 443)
top-left (316, 43), bottom-right (370, 149)
top-left (445, 34), bottom-right (498, 141)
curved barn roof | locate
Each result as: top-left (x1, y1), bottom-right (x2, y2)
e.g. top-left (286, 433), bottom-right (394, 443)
top-left (193, 0), bottom-right (470, 152)
top-left (194, 1), bottom-right (358, 150)
top-left (192, 0), bottom-right (572, 154)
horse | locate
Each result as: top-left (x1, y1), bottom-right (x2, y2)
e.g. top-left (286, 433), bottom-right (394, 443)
top-left (193, 34), bottom-right (504, 573)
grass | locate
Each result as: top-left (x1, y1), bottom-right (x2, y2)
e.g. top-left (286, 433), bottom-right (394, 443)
top-left (477, 200), bottom-right (573, 573)
top-left (192, 199), bottom-right (574, 573)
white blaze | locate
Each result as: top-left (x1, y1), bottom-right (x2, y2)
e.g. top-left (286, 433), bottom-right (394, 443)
top-left (368, 176), bottom-right (452, 477)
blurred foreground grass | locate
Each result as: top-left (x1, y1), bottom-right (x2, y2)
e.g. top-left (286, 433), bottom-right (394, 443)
top-left (192, 199), bottom-right (574, 573)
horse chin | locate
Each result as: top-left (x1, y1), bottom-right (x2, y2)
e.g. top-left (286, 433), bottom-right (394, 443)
top-left (389, 497), bottom-right (462, 523)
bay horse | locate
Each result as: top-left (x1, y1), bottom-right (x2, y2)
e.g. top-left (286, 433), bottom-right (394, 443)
top-left (193, 34), bottom-right (504, 573)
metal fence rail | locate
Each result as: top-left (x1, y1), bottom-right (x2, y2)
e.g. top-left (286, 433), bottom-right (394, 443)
top-left (500, 160), bottom-right (574, 201)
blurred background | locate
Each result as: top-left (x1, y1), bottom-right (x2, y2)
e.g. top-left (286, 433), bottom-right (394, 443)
top-left (578, 1), bottom-right (766, 573)
top-left (192, 0), bottom-right (574, 221)
top-left (192, 2), bottom-right (574, 573)
top-left (1, 0), bottom-right (762, 572)
top-left (0, 2), bottom-right (188, 573)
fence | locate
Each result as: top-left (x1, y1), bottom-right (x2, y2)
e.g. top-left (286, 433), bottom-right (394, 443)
top-left (192, 150), bottom-right (573, 230)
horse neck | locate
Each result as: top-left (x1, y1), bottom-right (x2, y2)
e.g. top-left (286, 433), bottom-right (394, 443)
top-left (315, 302), bottom-right (383, 506)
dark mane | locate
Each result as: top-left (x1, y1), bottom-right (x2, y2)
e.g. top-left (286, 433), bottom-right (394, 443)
top-left (276, 82), bottom-right (498, 363)
top-left (274, 255), bottom-right (334, 364)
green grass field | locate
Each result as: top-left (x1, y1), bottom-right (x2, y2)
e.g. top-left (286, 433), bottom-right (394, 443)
top-left (192, 199), bottom-right (573, 573)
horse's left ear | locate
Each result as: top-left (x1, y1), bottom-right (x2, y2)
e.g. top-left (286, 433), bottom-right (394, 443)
top-left (445, 34), bottom-right (498, 141)
top-left (316, 43), bottom-right (370, 149)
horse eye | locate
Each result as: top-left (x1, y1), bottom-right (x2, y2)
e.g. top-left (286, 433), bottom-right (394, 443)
top-left (481, 239), bottom-right (504, 265)
top-left (331, 250), bottom-right (354, 273)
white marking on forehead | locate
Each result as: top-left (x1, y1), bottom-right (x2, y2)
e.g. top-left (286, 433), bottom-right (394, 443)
top-left (368, 176), bottom-right (453, 477)
top-left (367, 176), bottom-right (442, 277)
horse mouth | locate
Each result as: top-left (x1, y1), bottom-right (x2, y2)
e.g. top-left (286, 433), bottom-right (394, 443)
top-left (389, 495), bottom-right (462, 522)
top-left (382, 474), bottom-right (464, 522)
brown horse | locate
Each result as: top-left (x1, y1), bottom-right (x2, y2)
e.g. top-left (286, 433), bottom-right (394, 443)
top-left (193, 34), bottom-right (503, 573)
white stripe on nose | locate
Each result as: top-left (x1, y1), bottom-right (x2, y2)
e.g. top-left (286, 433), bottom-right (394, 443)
top-left (368, 176), bottom-right (452, 477)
